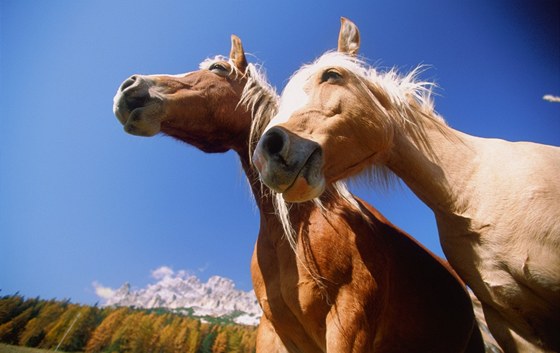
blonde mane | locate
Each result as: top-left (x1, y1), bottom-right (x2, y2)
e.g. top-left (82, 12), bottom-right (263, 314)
top-left (243, 64), bottom-right (279, 160)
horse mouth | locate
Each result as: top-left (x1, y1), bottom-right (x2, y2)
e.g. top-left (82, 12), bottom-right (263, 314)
top-left (281, 146), bottom-right (324, 201)
top-left (122, 108), bottom-right (144, 131)
top-left (115, 102), bottom-right (163, 137)
top-left (113, 98), bottom-right (128, 126)
top-left (114, 94), bottom-right (148, 122)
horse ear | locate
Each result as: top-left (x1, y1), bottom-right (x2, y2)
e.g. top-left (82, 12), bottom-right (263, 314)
top-left (338, 17), bottom-right (360, 56)
top-left (230, 34), bottom-right (248, 72)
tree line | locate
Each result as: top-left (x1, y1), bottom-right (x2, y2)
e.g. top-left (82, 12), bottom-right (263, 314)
top-left (0, 294), bottom-right (256, 352)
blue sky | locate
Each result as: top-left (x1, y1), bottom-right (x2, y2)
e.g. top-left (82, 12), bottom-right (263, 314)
top-left (1, 0), bottom-right (558, 305)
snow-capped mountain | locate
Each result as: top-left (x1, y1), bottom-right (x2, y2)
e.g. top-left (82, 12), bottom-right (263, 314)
top-left (94, 267), bottom-right (262, 326)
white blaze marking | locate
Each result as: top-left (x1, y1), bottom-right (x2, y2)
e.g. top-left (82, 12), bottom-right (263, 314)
top-left (265, 71), bottom-right (310, 131)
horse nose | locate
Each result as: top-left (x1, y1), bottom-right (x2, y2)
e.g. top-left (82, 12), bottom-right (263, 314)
top-left (113, 75), bottom-right (153, 127)
top-left (119, 75), bottom-right (150, 95)
top-left (260, 126), bottom-right (290, 162)
top-left (116, 75), bottom-right (153, 111)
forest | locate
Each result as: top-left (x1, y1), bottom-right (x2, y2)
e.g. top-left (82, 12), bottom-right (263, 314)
top-left (0, 294), bottom-right (256, 353)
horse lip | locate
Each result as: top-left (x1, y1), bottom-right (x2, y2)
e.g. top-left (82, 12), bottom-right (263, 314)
top-left (122, 108), bottom-right (143, 133)
top-left (115, 105), bottom-right (140, 127)
top-left (113, 95), bottom-right (129, 126)
top-left (283, 145), bottom-right (323, 195)
top-left (114, 87), bottom-right (162, 126)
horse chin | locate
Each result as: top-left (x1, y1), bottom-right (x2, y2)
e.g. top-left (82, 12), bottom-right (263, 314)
top-left (282, 175), bottom-right (325, 203)
top-left (122, 106), bottom-right (163, 137)
top-left (124, 122), bottom-right (160, 137)
top-left (284, 146), bottom-right (326, 202)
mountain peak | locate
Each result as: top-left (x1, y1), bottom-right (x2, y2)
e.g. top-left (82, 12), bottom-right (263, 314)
top-left (93, 267), bottom-right (261, 326)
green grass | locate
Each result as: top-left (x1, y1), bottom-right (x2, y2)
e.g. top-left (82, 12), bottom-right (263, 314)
top-left (0, 344), bottom-right (73, 353)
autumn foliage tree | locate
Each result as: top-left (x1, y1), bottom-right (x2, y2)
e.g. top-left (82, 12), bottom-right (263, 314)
top-left (19, 300), bottom-right (65, 347)
top-left (85, 307), bottom-right (129, 353)
top-left (0, 294), bottom-right (257, 352)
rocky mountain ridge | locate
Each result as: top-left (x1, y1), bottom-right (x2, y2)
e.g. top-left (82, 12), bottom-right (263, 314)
top-left (97, 269), bottom-right (261, 326)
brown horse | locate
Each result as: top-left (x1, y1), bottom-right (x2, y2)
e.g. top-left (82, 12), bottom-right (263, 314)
top-left (253, 17), bottom-right (560, 353)
top-left (113, 35), bottom-right (485, 352)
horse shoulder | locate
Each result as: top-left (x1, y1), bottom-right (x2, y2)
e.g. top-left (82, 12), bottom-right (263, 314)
top-left (443, 138), bottom-right (560, 339)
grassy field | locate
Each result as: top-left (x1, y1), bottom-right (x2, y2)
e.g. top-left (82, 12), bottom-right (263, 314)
top-left (0, 344), bottom-right (73, 353)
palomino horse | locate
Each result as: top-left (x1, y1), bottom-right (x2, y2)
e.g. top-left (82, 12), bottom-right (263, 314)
top-left (253, 17), bottom-right (560, 353)
top-left (113, 35), bottom-right (486, 352)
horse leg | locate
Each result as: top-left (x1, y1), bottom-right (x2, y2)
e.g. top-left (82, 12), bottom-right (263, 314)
top-left (481, 303), bottom-right (548, 353)
top-left (468, 290), bottom-right (503, 353)
top-left (256, 315), bottom-right (290, 353)
top-left (324, 289), bottom-right (383, 353)
top-left (325, 309), bottom-right (371, 353)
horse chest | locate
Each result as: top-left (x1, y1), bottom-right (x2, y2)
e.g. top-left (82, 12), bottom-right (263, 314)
top-left (256, 269), bottom-right (330, 352)
top-left (253, 235), bottom-right (332, 347)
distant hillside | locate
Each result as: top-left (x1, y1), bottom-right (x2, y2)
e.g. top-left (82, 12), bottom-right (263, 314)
top-left (0, 294), bottom-right (256, 353)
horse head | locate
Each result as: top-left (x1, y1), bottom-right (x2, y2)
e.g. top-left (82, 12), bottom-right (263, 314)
top-left (253, 18), bottom-right (433, 203)
top-left (113, 35), bottom-right (252, 153)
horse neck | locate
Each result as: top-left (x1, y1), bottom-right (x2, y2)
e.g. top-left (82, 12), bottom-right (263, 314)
top-left (386, 117), bottom-right (479, 216)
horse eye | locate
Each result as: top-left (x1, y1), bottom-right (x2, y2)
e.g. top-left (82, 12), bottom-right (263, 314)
top-left (209, 63), bottom-right (229, 76)
top-left (321, 69), bottom-right (342, 83)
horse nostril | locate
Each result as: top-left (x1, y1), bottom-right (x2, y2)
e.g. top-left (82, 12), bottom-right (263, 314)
top-left (118, 75), bottom-right (152, 111)
top-left (120, 75), bottom-right (138, 91)
top-left (262, 128), bottom-right (288, 157)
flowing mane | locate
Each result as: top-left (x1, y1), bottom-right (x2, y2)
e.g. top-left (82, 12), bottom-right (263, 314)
top-left (243, 64), bottom-right (279, 158)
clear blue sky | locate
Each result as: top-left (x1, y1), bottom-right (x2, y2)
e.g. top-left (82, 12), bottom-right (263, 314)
top-left (1, 0), bottom-right (558, 305)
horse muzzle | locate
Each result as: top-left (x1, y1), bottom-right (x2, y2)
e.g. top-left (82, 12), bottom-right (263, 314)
top-left (253, 126), bottom-right (326, 202)
top-left (113, 75), bottom-right (163, 136)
